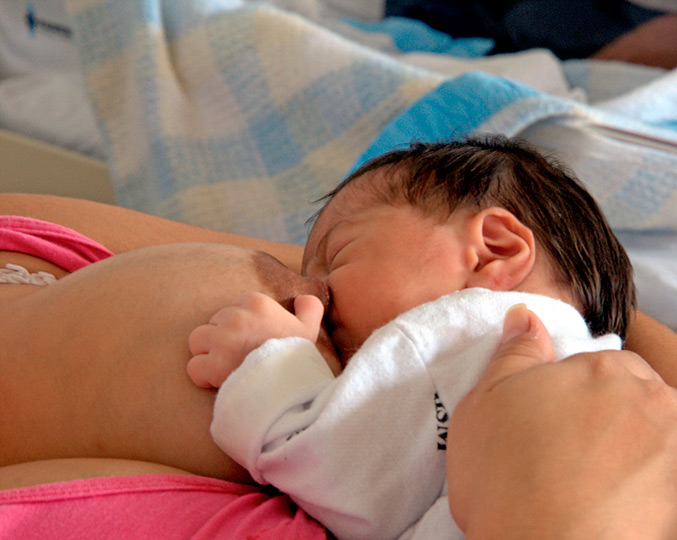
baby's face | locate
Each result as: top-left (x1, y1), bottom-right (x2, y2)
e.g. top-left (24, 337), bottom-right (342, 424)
top-left (303, 182), bottom-right (471, 361)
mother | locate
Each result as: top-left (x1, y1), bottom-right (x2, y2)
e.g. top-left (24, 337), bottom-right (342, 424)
top-left (1, 193), bottom-right (676, 537)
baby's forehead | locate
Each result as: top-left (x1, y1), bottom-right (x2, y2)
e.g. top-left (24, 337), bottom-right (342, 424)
top-left (309, 160), bottom-right (455, 240)
top-left (302, 175), bottom-right (385, 269)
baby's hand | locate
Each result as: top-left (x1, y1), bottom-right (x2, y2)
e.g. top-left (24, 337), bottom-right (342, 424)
top-left (187, 292), bottom-right (325, 388)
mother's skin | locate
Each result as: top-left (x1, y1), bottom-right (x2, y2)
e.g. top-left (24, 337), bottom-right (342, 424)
top-left (0, 194), bottom-right (331, 486)
top-left (0, 193), bottom-right (675, 490)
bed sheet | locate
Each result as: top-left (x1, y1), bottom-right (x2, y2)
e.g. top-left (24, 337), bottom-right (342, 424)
top-left (0, 72), bottom-right (105, 160)
top-left (617, 232), bottom-right (677, 329)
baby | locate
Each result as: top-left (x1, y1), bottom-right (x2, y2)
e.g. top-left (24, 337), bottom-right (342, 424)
top-left (187, 135), bottom-right (635, 540)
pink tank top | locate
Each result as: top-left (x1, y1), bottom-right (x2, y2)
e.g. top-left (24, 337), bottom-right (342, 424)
top-left (0, 474), bottom-right (327, 539)
top-left (0, 216), bottom-right (113, 271)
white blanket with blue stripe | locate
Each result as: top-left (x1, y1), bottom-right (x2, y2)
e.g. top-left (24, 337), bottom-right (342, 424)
top-left (66, 0), bottom-right (677, 244)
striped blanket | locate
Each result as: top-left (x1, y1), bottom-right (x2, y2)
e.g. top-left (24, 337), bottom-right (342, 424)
top-left (66, 0), bottom-right (677, 244)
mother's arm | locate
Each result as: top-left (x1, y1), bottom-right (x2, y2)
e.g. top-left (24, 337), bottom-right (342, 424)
top-left (625, 311), bottom-right (677, 387)
top-left (0, 193), bottom-right (303, 271)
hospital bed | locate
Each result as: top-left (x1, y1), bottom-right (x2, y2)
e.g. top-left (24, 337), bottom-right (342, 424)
top-left (0, 0), bottom-right (675, 331)
top-left (0, 127), bottom-right (113, 203)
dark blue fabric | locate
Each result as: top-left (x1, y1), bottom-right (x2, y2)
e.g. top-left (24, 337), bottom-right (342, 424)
top-left (384, 0), bottom-right (664, 58)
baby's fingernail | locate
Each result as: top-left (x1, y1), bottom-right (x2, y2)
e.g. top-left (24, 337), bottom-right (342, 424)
top-left (500, 304), bottom-right (531, 344)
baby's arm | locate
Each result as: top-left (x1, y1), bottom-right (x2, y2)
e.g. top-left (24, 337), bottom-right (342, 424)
top-left (211, 327), bottom-right (443, 540)
top-left (187, 292), bottom-right (324, 388)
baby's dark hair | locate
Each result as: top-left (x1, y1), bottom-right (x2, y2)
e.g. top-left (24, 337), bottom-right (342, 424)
top-left (314, 135), bottom-right (636, 339)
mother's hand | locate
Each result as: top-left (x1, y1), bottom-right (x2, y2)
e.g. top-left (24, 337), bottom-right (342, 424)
top-left (447, 305), bottom-right (677, 540)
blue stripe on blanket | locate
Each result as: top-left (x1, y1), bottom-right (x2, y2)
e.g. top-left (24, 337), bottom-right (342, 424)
top-left (353, 72), bottom-right (540, 169)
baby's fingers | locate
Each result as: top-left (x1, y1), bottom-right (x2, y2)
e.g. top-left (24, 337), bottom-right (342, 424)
top-left (293, 294), bottom-right (325, 341)
top-left (186, 353), bottom-right (225, 389)
top-left (188, 324), bottom-right (212, 355)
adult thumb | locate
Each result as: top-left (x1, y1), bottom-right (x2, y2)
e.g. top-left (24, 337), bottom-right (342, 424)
top-left (479, 304), bottom-right (556, 390)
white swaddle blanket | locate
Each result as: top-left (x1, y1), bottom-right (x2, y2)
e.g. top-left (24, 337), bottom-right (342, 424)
top-left (211, 289), bottom-right (621, 540)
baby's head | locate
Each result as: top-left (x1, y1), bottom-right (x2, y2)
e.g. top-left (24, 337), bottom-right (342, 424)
top-left (303, 135), bottom-right (635, 358)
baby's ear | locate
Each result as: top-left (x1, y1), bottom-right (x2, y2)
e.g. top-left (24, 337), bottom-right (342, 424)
top-left (465, 207), bottom-right (535, 291)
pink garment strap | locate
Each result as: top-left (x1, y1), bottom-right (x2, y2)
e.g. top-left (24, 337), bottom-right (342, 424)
top-left (0, 474), bottom-right (328, 540)
top-left (0, 216), bottom-right (113, 272)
